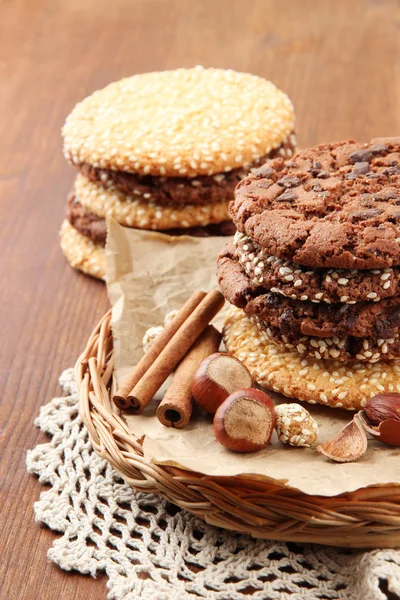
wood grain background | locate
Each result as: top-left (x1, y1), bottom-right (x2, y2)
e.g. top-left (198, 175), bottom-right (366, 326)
top-left (1, 0), bottom-right (399, 598)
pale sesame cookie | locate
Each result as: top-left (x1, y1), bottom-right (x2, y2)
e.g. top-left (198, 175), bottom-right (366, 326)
top-left (60, 220), bottom-right (105, 280)
top-left (234, 231), bottom-right (400, 304)
top-left (223, 306), bottom-right (400, 410)
top-left (63, 66), bottom-right (295, 178)
top-left (75, 173), bottom-right (231, 230)
top-left (79, 134), bottom-right (296, 208)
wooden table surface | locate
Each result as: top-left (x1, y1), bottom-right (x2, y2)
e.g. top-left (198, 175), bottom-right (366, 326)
top-left (1, 0), bottom-right (399, 598)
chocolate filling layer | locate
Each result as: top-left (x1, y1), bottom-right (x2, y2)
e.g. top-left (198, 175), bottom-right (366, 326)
top-left (66, 193), bottom-right (236, 244)
top-left (78, 133), bottom-right (296, 207)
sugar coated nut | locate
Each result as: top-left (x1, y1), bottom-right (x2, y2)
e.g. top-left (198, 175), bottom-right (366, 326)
top-left (192, 352), bottom-right (253, 414)
top-left (275, 403), bottom-right (318, 447)
top-left (164, 310), bottom-right (179, 327)
top-left (213, 388), bottom-right (276, 453)
top-left (142, 326), bottom-right (164, 353)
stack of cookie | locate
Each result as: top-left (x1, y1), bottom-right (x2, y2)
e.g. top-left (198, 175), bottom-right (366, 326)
top-left (218, 138), bottom-right (400, 411)
top-left (60, 67), bottom-right (296, 279)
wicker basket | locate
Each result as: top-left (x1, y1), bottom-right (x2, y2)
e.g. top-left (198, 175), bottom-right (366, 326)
top-left (76, 310), bottom-right (400, 548)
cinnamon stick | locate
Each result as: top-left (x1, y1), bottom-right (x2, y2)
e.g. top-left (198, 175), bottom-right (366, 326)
top-left (156, 325), bottom-right (221, 428)
top-left (113, 290), bottom-right (206, 409)
top-left (128, 290), bottom-right (225, 413)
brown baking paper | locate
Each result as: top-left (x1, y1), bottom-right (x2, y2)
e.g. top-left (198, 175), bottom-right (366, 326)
top-left (106, 218), bottom-right (400, 497)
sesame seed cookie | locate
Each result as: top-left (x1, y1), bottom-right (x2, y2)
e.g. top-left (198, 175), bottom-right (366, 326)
top-left (78, 132), bottom-right (296, 207)
top-left (75, 173), bottom-right (231, 230)
top-left (254, 316), bottom-right (400, 363)
top-left (234, 231), bottom-right (400, 304)
top-left (66, 194), bottom-right (235, 244)
top-left (223, 305), bottom-right (400, 410)
top-left (217, 245), bottom-right (400, 341)
top-left (60, 219), bottom-right (105, 279)
top-left (232, 137), bottom-right (400, 269)
top-left (63, 66), bottom-right (295, 178)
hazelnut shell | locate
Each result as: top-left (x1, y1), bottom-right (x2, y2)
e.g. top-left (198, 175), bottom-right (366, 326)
top-left (317, 414), bottom-right (367, 463)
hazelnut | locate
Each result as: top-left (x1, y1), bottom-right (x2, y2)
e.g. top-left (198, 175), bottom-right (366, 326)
top-left (359, 393), bottom-right (400, 446)
top-left (213, 388), bottom-right (275, 453)
top-left (275, 403), bottom-right (318, 447)
top-left (192, 352), bottom-right (252, 414)
top-left (142, 326), bottom-right (164, 353)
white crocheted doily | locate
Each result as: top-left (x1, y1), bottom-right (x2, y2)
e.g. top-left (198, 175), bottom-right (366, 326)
top-left (26, 369), bottom-right (400, 600)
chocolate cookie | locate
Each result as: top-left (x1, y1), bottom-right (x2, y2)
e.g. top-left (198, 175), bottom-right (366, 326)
top-left (79, 133), bottom-right (296, 207)
top-left (234, 231), bottom-right (400, 304)
top-left (232, 137), bottom-right (400, 269)
top-left (254, 316), bottom-right (400, 363)
top-left (218, 244), bottom-right (400, 338)
top-left (224, 305), bottom-right (400, 409)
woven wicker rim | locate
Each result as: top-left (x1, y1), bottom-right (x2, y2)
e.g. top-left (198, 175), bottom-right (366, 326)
top-left (76, 310), bottom-right (400, 548)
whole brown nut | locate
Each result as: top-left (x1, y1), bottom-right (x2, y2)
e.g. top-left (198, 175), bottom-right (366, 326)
top-left (213, 388), bottom-right (276, 453)
top-left (192, 352), bottom-right (253, 414)
top-left (360, 393), bottom-right (400, 447)
top-left (364, 393), bottom-right (400, 425)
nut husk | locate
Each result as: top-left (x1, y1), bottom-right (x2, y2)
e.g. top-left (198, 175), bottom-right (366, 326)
top-left (317, 414), bottom-right (367, 463)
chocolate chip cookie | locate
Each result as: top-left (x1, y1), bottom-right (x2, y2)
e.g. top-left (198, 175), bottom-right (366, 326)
top-left (232, 138), bottom-right (400, 269)
top-left (233, 231), bottom-right (400, 304)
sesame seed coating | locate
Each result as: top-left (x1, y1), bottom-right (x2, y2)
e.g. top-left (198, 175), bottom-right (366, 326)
top-left (142, 326), bottom-right (164, 353)
top-left (60, 219), bottom-right (105, 279)
top-left (233, 232), bottom-right (400, 304)
top-left (75, 174), bottom-right (231, 230)
top-left (275, 403), bottom-right (318, 447)
top-left (63, 67), bottom-right (295, 178)
top-left (223, 305), bottom-right (400, 410)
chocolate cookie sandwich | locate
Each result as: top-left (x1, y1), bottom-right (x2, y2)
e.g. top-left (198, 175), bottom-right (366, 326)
top-left (61, 67), bottom-right (296, 278)
top-left (218, 137), bottom-right (400, 410)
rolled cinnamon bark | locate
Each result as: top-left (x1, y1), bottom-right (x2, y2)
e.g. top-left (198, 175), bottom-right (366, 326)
top-left (113, 290), bottom-right (206, 409)
top-left (156, 326), bottom-right (222, 428)
top-left (128, 290), bottom-right (225, 413)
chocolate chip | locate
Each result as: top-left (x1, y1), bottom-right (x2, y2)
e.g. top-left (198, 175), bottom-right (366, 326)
top-left (276, 189), bottom-right (298, 202)
top-left (313, 160), bottom-right (322, 169)
top-left (316, 170), bottom-right (330, 179)
top-left (312, 183), bottom-right (323, 192)
top-left (264, 293), bottom-right (282, 308)
top-left (366, 172), bottom-right (382, 179)
top-left (374, 190), bottom-right (400, 201)
top-left (375, 319), bottom-right (395, 339)
top-left (388, 306), bottom-right (400, 328)
top-left (349, 149), bottom-right (374, 163)
top-left (370, 143), bottom-right (388, 154)
top-left (352, 161), bottom-right (370, 175)
top-left (254, 165), bottom-right (274, 179)
top-left (277, 176), bottom-right (300, 188)
top-left (382, 166), bottom-right (400, 176)
top-left (345, 173), bottom-right (357, 180)
top-left (351, 209), bottom-right (383, 221)
top-left (280, 308), bottom-right (294, 334)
